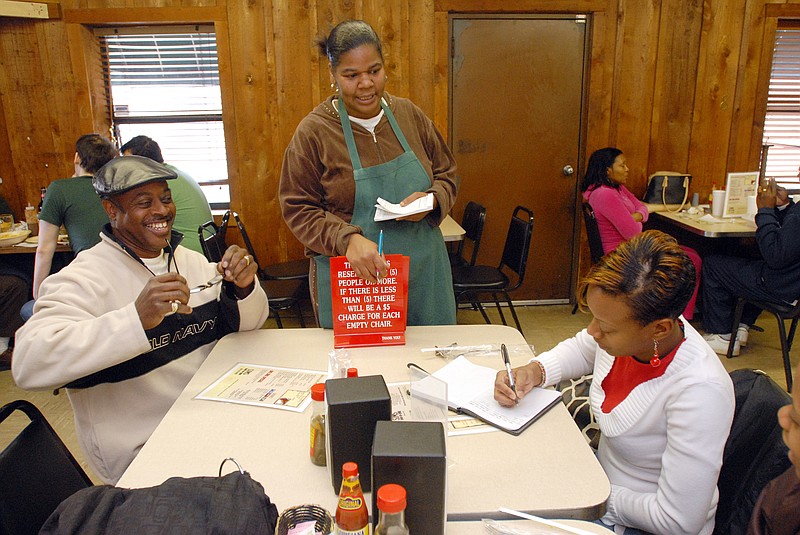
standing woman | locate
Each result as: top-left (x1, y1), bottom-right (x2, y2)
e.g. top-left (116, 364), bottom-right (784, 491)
top-left (581, 147), bottom-right (701, 320)
top-left (280, 20), bottom-right (459, 327)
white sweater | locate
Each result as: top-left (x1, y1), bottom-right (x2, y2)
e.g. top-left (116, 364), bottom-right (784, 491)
top-left (537, 321), bottom-right (734, 535)
top-left (13, 232), bottom-right (270, 483)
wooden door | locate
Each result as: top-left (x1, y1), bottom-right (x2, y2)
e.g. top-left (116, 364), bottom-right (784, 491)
top-left (450, 15), bottom-right (588, 302)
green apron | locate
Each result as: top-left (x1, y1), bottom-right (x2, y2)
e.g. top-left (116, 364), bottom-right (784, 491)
top-left (314, 98), bottom-right (456, 328)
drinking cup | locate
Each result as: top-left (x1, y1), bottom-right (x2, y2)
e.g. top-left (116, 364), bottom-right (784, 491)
top-left (711, 190), bottom-right (725, 218)
top-left (0, 214), bottom-right (12, 233)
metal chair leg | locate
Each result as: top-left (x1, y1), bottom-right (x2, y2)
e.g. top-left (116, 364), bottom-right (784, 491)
top-left (492, 293), bottom-right (508, 326)
top-left (502, 292), bottom-right (524, 336)
top-left (776, 315), bottom-right (793, 392)
top-left (727, 298), bottom-right (746, 359)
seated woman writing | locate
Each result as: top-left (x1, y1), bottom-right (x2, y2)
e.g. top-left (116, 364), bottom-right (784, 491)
top-left (495, 230), bottom-right (734, 535)
top-left (580, 147), bottom-right (701, 320)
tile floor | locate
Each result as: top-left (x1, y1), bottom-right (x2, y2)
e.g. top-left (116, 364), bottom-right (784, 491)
top-left (1, 303), bottom-right (793, 484)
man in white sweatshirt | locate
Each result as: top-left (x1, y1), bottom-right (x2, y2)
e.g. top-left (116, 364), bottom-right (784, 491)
top-left (13, 156), bottom-right (269, 483)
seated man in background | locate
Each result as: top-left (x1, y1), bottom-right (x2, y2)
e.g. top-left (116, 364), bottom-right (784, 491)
top-left (13, 156), bottom-right (269, 483)
top-left (120, 135), bottom-right (213, 255)
top-left (702, 177), bottom-right (800, 355)
top-left (748, 360), bottom-right (800, 534)
top-left (0, 273), bottom-right (26, 370)
top-left (32, 133), bottom-right (118, 301)
top-left (0, 179), bottom-right (29, 369)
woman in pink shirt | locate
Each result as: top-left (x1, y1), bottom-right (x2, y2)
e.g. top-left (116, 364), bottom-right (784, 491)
top-left (581, 147), bottom-right (701, 320)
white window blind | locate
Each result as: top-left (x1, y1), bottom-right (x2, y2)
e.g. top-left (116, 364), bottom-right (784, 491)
top-left (763, 28), bottom-right (800, 186)
top-left (98, 28), bottom-right (230, 208)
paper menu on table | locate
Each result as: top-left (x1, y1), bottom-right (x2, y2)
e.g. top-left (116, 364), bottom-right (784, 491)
top-left (430, 356), bottom-right (562, 436)
top-left (374, 193), bottom-right (434, 221)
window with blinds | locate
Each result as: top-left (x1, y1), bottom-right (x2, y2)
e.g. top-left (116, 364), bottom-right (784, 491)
top-left (97, 27), bottom-right (230, 208)
top-left (763, 27), bottom-right (800, 186)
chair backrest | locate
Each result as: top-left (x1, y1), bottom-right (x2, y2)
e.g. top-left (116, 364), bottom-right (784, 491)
top-left (198, 210), bottom-right (231, 263)
top-left (582, 203), bottom-right (605, 264)
top-left (456, 201), bottom-right (487, 266)
top-left (713, 369), bottom-right (792, 535)
top-left (0, 399), bottom-right (93, 535)
top-left (230, 211), bottom-right (268, 280)
top-left (498, 206), bottom-right (534, 291)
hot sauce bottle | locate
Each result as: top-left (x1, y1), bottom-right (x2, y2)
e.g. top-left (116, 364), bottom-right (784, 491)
top-left (335, 462), bottom-right (369, 535)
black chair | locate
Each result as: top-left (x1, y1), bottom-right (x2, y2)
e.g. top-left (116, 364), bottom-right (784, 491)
top-left (449, 201), bottom-right (487, 268)
top-left (452, 206), bottom-right (534, 335)
top-left (261, 259), bottom-right (310, 281)
top-left (198, 212), bottom-right (306, 328)
top-left (726, 297), bottom-right (800, 391)
top-left (572, 203), bottom-right (605, 314)
top-left (0, 399), bottom-right (93, 535)
top-left (713, 369), bottom-right (791, 535)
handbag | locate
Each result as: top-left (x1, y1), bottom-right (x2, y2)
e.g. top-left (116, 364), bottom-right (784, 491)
top-left (40, 459), bottom-right (279, 534)
top-left (643, 172), bottom-right (691, 212)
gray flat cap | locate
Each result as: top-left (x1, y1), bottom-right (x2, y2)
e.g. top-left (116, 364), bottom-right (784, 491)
top-left (93, 155), bottom-right (177, 196)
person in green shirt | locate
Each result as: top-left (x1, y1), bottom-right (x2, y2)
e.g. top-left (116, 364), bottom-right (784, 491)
top-left (119, 135), bottom-right (213, 255)
top-left (33, 134), bottom-right (118, 299)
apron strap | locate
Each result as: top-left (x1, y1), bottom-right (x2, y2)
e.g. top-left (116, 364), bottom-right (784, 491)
top-left (338, 98), bottom-right (363, 171)
top-left (338, 98), bottom-right (414, 171)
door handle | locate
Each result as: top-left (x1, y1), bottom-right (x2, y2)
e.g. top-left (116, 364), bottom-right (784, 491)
top-left (563, 165), bottom-right (574, 176)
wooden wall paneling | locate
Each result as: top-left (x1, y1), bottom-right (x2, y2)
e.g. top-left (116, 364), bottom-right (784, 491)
top-left (66, 23), bottom-right (111, 140)
top-left (584, 9), bottom-right (614, 156)
top-left (365, 1), bottom-right (410, 100)
top-left (432, 10), bottom-right (449, 136)
top-left (727, 0), bottom-right (771, 176)
top-left (609, 0), bottom-right (661, 194)
top-left (270, 1), bottom-right (318, 262)
top-left (647, 0), bottom-right (703, 176)
top-left (2, 22), bottom-right (67, 206)
top-left (224, 0), bottom-right (274, 263)
top-left (0, 22), bottom-right (22, 217)
top-left (408, 0), bottom-right (436, 116)
top-left (687, 2), bottom-right (746, 189)
top-left (215, 19), bottom-right (239, 214)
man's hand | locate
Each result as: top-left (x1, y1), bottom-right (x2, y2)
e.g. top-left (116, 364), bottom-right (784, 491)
top-left (345, 234), bottom-right (389, 283)
top-left (219, 245), bottom-right (258, 299)
top-left (757, 177), bottom-right (779, 210)
top-left (135, 272), bottom-right (190, 330)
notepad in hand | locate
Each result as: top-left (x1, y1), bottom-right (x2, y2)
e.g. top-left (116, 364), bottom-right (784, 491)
top-left (374, 193), bottom-right (434, 221)
top-left (430, 356), bottom-right (562, 436)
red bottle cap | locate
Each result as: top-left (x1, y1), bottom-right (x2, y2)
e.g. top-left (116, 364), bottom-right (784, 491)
top-left (342, 461), bottom-right (359, 478)
top-left (347, 368), bottom-right (358, 378)
top-left (377, 483), bottom-right (406, 513)
top-left (311, 383), bottom-right (325, 402)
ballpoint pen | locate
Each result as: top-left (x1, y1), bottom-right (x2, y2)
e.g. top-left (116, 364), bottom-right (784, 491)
top-left (501, 343), bottom-right (518, 404)
top-left (377, 229), bottom-right (384, 278)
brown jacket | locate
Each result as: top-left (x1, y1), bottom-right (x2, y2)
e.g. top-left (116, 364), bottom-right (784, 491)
top-left (279, 93), bottom-right (458, 257)
top-left (748, 467), bottom-right (800, 535)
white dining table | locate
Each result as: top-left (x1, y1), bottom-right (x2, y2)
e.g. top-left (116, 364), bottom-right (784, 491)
top-left (118, 325), bottom-right (609, 522)
top-left (441, 214), bottom-right (466, 242)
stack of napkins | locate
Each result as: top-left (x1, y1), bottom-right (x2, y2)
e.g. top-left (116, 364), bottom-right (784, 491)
top-left (374, 193), bottom-right (434, 221)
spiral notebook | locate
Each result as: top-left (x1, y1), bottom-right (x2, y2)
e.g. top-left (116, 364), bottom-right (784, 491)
top-left (429, 356), bottom-right (562, 436)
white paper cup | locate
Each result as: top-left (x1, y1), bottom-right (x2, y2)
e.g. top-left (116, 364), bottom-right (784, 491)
top-left (747, 195), bottom-right (757, 215)
top-left (711, 190), bottom-right (725, 217)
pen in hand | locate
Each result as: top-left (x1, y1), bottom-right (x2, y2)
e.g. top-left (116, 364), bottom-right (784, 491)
top-left (502, 343), bottom-right (518, 404)
top-left (377, 229), bottom-right (384, 279)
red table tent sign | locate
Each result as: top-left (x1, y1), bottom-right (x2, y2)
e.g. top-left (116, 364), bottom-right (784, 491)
top-left (330, 254), bottom-right (409, 348)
